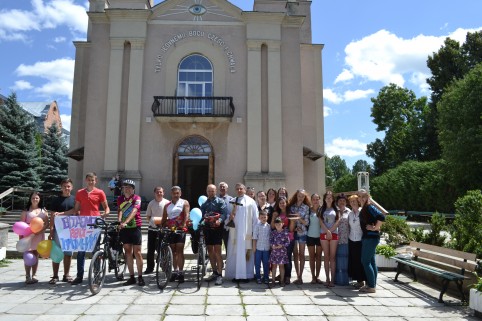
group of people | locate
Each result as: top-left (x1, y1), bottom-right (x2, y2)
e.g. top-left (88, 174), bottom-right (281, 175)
top-left (19, 175), bottom-right (386, 294)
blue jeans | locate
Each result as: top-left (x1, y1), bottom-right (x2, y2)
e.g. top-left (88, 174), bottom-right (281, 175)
top-left (361, 238), bottom-right (380, 288)
top-left (76, 251), bottom-right (86, 279)
top-left (255, 250), bottom-right (270, 281)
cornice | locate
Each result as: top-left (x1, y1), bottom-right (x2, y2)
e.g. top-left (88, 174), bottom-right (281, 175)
top-left (105, 8), bottom-right (151, 21)
top-left (282, 15), bottom-right (305, 28)
top-left (242, 11), bottom-right (285, 24)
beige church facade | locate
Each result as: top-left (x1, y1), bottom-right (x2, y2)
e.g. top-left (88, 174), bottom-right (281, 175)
top-left (69, 0), bottom-right (325, 204)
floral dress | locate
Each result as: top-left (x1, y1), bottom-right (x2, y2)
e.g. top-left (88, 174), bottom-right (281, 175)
top-left (269, 229), bottom-right (290, 264)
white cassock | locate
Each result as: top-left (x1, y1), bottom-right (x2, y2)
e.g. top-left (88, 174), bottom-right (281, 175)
top-left (225, 195), bottom-right (259, 280)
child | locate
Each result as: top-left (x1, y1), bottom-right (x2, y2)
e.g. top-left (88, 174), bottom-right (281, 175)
top-left (253, 210), bottom-right (271, 284)
top-left (270, 216), bottom-right (290, 287)
top-left (20, 191), bottom-right (48, 284)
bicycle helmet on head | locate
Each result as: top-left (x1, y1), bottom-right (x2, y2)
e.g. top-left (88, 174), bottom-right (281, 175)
top-left (122, 179), bottom-right (135, 189)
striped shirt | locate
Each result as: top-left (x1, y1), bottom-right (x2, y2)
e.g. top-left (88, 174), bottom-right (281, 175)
top-left (253, 222), bottom-right (271, 251)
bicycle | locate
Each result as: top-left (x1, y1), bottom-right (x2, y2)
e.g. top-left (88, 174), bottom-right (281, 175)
top-left (193, 224), bottom-right (208, 289)
top-left (155, 227), bottom-right (186, 290)
top-left (87, 218), bottom-right (127, 295)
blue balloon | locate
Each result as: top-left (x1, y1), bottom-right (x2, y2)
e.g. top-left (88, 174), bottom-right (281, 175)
top-left (190, 207), bottom-right (202, 222)
top-left (51, 240), bottom-right (64, 263)
top-left (198, 195), bottom-right (207, 207)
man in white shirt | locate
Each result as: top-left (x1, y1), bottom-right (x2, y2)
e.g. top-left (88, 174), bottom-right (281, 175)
top-left (144, 186), bottom-right (169, 274)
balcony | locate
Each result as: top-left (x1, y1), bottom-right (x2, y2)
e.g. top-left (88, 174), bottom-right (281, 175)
top-left (152, 96), bottom-right (234, 123)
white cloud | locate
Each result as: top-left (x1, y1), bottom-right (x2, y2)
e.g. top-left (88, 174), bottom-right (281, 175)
top-left (344, 89), bottom-right (375, 102)
top-left (54, 36), bottom-right (66, 43)
top-left (326, 137), bottom-right (367, 158)
top-left (341, 27), bottom-right (482, 92)
top-left (323, 88), bottom-right (342, 104)
top-left (15, 58), bottom-right (75, 99)
top-left (11, 80), bottom-right (33, 90)
top-left (334, 68), bottom-right (354, 84)
top-left (0, 0), bottom-right (88, 42)
top-left (60, 113), bottom-right (71, 131)
top-left (324, 106), bottom-right (332, 117)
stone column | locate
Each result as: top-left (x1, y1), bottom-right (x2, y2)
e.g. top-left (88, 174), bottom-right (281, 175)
top-left (267, 40), bottom-right (283, 172)
top-left (246, 40), bottom-right (262, 172)
top-left (103, 38), bottom-right (124, 171)
top-left (124, 38), bottom-right (145, 171)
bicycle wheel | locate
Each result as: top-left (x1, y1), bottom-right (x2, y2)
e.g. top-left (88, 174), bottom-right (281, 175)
top-left (196, 243), bottom-right (206, 289)
top-left (88, 250), bottom-right (107, 295)
top-left (114, 248), bottom-right (127, 281)
top-left (156, 245), bottom-right (173, 290)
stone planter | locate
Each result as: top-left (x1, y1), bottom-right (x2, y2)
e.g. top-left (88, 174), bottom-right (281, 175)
top-left (375, 254), bottom-right (397, 269)
top-left (469, 288), bottom-right (482, 317)
top-left (0, 223), bottom-right (8, 260)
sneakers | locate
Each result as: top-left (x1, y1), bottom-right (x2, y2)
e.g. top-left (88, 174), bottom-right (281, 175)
top-left (263, 279), bottom-right (270, 284)
top-left (256, 279), bottom-right (262, 284)
top-left (178, 273), bottom-right (185, 283)
top-left (206, 272), bottom-right (218, 282)
top-left (143, 269), bottom-right (154, 275)
top-left (123, 276), bottom-right (136, 286)
top-left (71, 277), bottom-right (83, 285)
top-left (138, 276), bottom-right (145, 286)
top-left (215, 276), bottom-right (223, 285)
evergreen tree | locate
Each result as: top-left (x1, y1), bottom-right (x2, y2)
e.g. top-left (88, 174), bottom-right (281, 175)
top-left (41, 122), bottom-right (68, 192)
top-left (0, 93), bottom-right (41, 190)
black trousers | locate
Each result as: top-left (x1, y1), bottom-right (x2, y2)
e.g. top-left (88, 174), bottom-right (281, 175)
top-left (146, 229), bottom-right (159, 271)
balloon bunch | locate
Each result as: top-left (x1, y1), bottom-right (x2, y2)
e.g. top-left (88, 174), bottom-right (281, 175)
top-left (13, 217), bottom-right (44, 252)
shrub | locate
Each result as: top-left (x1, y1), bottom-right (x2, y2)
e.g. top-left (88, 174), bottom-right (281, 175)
top-left (449, 190), bottom-right (482, 258)
top-left (380, 215), bottom-right (413, 247)
top-left (376, 244), bottom-right (397, 258)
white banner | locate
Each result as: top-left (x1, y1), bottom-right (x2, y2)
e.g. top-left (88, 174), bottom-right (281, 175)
top-left (54, 216), bottom-right (101, 252)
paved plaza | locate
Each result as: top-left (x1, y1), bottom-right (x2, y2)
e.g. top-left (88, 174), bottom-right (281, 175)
top-left (0, 244), bottom-right (478, 321)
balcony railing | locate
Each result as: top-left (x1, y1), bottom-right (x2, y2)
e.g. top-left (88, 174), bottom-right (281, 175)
top-left (152, 96), bottom-right (235, 118)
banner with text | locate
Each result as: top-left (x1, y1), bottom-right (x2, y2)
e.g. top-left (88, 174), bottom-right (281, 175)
top-left (55, 216), bottom-right (101, 252)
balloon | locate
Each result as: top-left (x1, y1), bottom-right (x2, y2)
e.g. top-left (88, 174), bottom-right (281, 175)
top-left (51, 241), bottom-right (64, 263)
top-left (16, 235), bottom-right (33, 253)
top-left (198, 195), bottom-right (207, 207)
top-left (23, 251), bottom-right (38, 267)
top-left (190, 208), bottom-right (202, 231)
top-left (12, 222), bottom-right (32, 236)
top-left (29, 217), bottom-right (44, 233)
top-left (37, 240), bottom-right (52, 258)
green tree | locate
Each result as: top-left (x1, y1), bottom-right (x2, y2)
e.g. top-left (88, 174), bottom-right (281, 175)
top-left (437, 63), bottom-right (482, 194)
top-left (366, 84), bottom-right (428, 175)
top-left (40, 122), bottom-right (68, 192)
top-left (326, 155), bottom-right (350, 181)
top-left (325, 157), bottom-right (334, 187)
top-left (0, 93), bottom-right (41, 190)
top-left (450, 190), bottom-right (482, 258)
top-left (333, 174), bottom-right (357, 193)
top-left (352, 159), bottom-right (370, 174)
top-left (370, 160), bottom-right (456, 213)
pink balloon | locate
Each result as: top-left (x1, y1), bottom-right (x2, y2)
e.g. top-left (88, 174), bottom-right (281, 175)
top-left (23, 251), bottom-right (38, 267)
top-left (12, 222), bottom-right (32, 236)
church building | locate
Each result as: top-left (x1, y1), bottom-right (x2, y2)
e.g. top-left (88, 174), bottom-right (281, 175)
top-left (68, 0), bottom-right (325, 205)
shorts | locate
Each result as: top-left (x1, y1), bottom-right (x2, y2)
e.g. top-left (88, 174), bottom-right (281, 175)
top-left (169, 232), bottom-right (186, 244)
top-left (320, 233), bottom-right (339, 241)
top-left (306, 236), bottom-right (321, 246)
top-left (204, 228), bottom-right (223, 246)
top-left (119, 227), bottom-right (142, 245)
top-left (295, 234), bottom-right (307, 243)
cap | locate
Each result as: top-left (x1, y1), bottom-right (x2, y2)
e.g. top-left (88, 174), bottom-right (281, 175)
top-left (274, 217), bottom-right (283, 223)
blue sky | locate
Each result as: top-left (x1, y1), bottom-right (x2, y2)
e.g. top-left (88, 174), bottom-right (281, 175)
top-left (1, 0), bottom-right (481, 168)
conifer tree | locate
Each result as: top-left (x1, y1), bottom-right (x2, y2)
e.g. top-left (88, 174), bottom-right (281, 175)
top-left (40, 122), bottom-right (68, 192)
top-left (0, 93), bottom-right (41, 190)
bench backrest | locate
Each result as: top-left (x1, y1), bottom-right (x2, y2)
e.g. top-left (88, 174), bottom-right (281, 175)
top-left (409, 241), bottom-right (477, 275)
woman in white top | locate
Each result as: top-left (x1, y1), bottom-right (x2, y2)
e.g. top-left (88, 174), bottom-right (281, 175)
top-left (162, 186), bottom-right (190, 283)
top-left (307, 193), bottom-right (323, 284)
top-left (347, 194), bottom-right (366, 288)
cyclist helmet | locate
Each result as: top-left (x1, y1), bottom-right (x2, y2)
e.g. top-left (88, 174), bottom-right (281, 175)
top-left (122, 179), bottom-right (135, 189)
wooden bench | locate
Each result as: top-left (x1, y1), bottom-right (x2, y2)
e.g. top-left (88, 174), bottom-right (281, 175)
top-left (393, 241), bottom-right (477, 303)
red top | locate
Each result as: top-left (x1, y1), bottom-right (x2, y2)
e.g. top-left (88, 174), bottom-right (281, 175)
top-left (75, 188), bottom-right (107, 216)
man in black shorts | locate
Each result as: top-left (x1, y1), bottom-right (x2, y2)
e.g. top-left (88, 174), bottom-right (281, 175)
top-left (200, 184), bottom-right (228, 285)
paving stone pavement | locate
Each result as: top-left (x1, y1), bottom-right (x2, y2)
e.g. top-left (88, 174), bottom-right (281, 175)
top-left (0, 256), bottom-right (478, 321)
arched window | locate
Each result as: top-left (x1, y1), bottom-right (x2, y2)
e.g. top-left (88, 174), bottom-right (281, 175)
top-left (177, 54), bottom-right (213, 114)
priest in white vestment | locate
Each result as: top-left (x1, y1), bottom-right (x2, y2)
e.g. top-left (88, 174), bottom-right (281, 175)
top-left (225, 183), bottom-right (259, 282)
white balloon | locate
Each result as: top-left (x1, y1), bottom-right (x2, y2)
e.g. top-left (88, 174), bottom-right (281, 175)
top-left (16, 235), bottom-right (33, 253)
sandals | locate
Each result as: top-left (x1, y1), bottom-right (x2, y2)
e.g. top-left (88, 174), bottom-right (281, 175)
top-left (49, 276), bottom-right (59, 285)
top-left (310, 279), bottom-right (317, 284)
top-left (293, 278), bottom-right (303, 285)
top-left (26, 276), bottom-right (38, 285)
top-left (316, 279), bottom-right (323, 284)
top-left (62, 275), bottom-right (73, 283)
